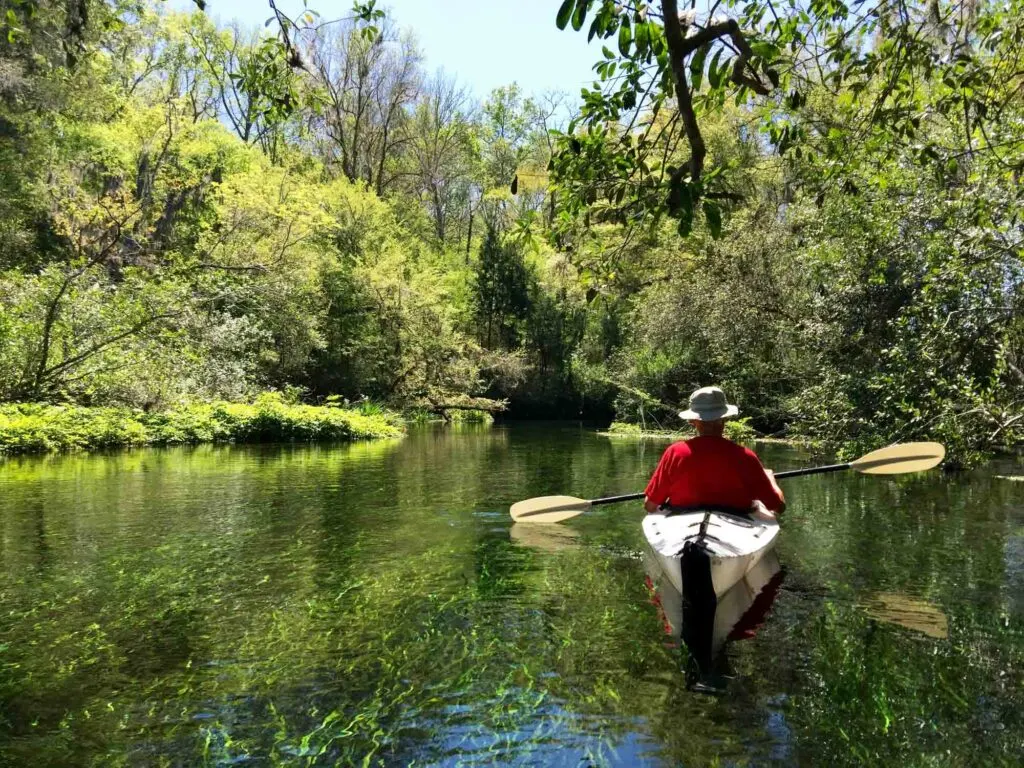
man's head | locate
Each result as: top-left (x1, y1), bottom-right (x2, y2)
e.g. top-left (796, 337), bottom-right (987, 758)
top-left (679, 386), bottom-right (739, 433)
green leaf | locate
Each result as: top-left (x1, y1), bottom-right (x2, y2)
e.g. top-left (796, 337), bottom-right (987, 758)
top-left (750, 40), bottom-right (780, 60)
top-left (556, 0), bottom-right (574, 30)
top-left (690, 44), bottom-right (710, 91)
top-left (708, 49), bottom-right (724, 89)
top-left (618, 16), bottom-right (632, 57)
top-left (677, 205), bottom-right (694, 237)
top-left (571, 0), bottom-right (588, 32)
top-left (635, 21), bottom-right (649, 57)
top-left (667, 174), bottom-right (691, 217)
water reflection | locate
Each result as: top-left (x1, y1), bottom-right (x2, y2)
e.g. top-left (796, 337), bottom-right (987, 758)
top-left (0, 426), bottom-right (1021, 767)
top-left (645, 549), bottom-right (784, 692)
top-left (509, 522), bottom-right (582, 552)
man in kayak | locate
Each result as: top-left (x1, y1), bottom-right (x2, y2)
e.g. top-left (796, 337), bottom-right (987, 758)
top-left (643, 386), bottom-right (785, 516)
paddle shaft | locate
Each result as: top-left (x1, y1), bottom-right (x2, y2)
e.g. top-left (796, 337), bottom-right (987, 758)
top-left (774, 462), bottom-right (850, 480)
top-left (513, 442), bottom-right (942, 522)
top-left (592, 492), bottom-right (645, 506)
top-left (586, 461), bottom-right (851, 507)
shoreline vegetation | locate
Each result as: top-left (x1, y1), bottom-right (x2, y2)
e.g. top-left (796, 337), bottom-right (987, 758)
top-left (0, 393), bottom-right (500, 456)
top-left (600, 419), bottom-right (770, 444)
top-left (0, 394), bottom-right (407, 455)
top-left (2, 2), bottom-right (1022, 470)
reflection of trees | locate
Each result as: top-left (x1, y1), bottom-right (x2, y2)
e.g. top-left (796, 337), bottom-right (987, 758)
top-left (761, 447), bottom-right (1024, 766)
top-left (782, 600), bottom-right (1023, 766)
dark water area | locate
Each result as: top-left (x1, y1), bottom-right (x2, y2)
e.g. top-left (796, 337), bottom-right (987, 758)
top-left (1, 425), bottom-right (1022, 766)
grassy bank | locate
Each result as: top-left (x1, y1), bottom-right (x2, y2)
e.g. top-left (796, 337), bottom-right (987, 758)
top-left (405, 408), bottom-right (495, 425)
top-left (0, 394), bottom-right (404, 454)
top-left (600, 419), bottom-right (762, 442)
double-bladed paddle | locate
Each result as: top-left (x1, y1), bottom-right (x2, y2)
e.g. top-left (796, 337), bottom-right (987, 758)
top-left (509, 441), bottom-right (945, 523)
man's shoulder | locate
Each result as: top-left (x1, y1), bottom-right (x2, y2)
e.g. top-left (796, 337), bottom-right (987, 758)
top-left (666, 439), bottom-right (694, 457)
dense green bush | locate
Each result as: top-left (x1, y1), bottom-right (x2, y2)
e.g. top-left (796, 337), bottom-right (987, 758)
top-left (448, 409), bottom-right (494, 424)
top-left (0, 394), bottom-right (403, 454)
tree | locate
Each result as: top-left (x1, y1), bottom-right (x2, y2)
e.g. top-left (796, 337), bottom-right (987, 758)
top-left (548, 0), bottom-right (1023, 239)
top-left (304, 18), bottom-right (422, 194)
top-left (404, 71), bottom-right (476, 246)
top-left (473, 226), bottom-right (533, 349)
top-left (478, 84), bottom-right (540, 189)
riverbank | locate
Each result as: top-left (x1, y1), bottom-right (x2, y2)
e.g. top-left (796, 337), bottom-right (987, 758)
top-left (598, 420), bottom-right (772, 442)
top-left (0, 394), bottom-right (404, 454)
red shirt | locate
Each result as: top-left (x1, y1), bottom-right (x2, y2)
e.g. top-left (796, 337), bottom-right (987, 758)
top-left (644, 436), bottom-right (784, 512)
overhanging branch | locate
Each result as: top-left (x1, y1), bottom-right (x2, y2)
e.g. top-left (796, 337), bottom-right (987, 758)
top-left (660, 1), bottom-right (776, 186)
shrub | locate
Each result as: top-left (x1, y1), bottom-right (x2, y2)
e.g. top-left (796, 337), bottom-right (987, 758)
top-left (0, 396), bottom-right (404, 455)
top-left (604, 417), bottom-right (759, 443)
top-left (606, 421), bottom-right (646, 436)
top-left (724, 418), bottom-right (759, 443)
top-left (447, 409), bottom-right (494, 424)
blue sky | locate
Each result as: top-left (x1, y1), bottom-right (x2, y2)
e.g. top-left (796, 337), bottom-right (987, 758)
top-left (170, 0), bottom-right (602, 99)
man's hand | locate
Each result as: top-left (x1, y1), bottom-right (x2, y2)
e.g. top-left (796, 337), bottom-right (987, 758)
top-left (750, 499), bottom-right (776, 520)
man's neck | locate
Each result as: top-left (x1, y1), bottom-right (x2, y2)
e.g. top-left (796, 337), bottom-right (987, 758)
top-left (694, 424), bottom-right (726, 438)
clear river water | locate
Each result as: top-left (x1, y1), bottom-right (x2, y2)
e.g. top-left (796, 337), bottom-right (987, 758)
top-left (1, 424), bottom-right (1022, 766)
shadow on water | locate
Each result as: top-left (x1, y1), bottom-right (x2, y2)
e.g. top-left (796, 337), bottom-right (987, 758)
top-left (0, 426), bottom-right (1021, 766)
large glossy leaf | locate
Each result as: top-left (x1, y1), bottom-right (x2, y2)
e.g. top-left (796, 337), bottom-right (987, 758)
top-left (571, 0), bottom-right (588, 32)
top-left (617, 15), bottom-right (631, 57)
top-left (556, 0), bottom-right (574, 30)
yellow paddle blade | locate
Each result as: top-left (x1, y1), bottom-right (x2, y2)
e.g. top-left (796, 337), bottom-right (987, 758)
top-left (850, 442), bottom-right (945, 474)
top-left (509, 495), bottom-right (591, 523)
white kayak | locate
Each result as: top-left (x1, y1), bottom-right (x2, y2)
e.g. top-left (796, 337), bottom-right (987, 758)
top-left (644, 548), bottom-right (783, 650)
top-left (642, 508), bottom-right (779, 598)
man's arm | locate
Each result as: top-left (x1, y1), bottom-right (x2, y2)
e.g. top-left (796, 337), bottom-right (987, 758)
top-left (743, 450), bottom-right (786, 513)
top-left (763, 469), bottom-right (786, 514)
top-left (643, 445), bottom-right (676, 513)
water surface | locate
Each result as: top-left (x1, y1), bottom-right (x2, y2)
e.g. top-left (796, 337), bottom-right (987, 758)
top-left (1, 425), bottom-right (1022, 766)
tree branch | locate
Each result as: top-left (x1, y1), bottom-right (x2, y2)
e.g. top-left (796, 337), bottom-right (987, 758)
top-left (660, 3), bottom-right (775, 187)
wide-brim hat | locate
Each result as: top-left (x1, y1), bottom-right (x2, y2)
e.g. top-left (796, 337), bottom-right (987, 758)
top-left (678, 386), bottom-right (740, 422)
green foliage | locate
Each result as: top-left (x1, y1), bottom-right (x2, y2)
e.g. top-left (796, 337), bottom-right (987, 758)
top-left (447, 408), bottom-right (494, 424)
top-left (0, 393), bottom-right (403, 454)
top-left (549, 0), bottom-right (1024, 241)
top-left (604, 417), bottom-right (758, 443)
top-left (473, 226), bottom-right (533, 349)
top-left (723, 418), bottom-right (758, 443)
top-left (3, 0), bottom-right (1024, 465)
top-left (606, 420), bottom-right (642, 434)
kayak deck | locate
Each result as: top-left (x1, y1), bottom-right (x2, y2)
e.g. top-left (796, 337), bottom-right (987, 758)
top-left (643, 509), bottom-right (779, 597)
